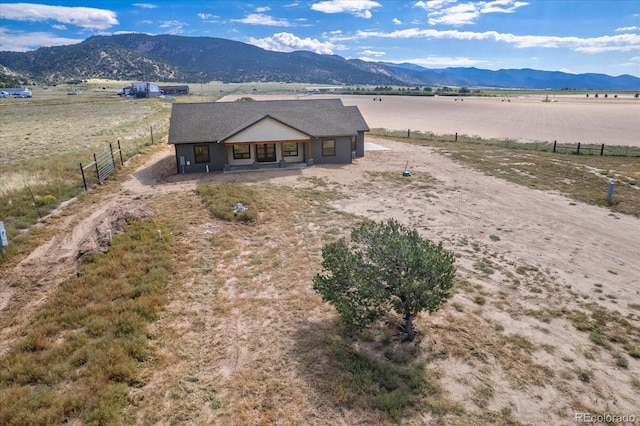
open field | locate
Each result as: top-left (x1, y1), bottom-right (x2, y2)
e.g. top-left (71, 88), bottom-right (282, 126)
top-left (222, 93), bottom-right (640, 147)
top-left (1, 83), bottom-right (639, 424)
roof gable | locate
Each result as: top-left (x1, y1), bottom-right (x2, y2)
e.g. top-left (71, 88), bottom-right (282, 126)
top-left (224, 115), bottom-right (310, 143)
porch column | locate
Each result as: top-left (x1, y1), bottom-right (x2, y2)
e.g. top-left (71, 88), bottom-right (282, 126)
top-left (307, 139), bottom-right (314, 166)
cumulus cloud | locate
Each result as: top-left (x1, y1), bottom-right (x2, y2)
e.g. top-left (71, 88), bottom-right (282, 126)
top-left (248, 32), bottom-right (334, 54)
top-left (393, 18), bottom-right (402, 25)
top-left (0, 3), bottom-right (118, 30)
top-left (0, 27), bottom-right (83, 51)
top-left (414, 0), bottom-right (528, 26)
top-left (232, 13), bottom-right (293, 26)
top-left (341, 28), bottom-right (640, 54)
top-left (311, 0), bottom-right (381, 18)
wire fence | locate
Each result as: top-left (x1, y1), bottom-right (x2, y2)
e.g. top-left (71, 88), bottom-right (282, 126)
top-left (370, 128), bottom-right (640, 157)
top-left (79, 123), bottom-right (168, 191)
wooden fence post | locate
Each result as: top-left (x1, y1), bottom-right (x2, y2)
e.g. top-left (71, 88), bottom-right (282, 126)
top-left (118, 140), bottom-right (124, 165)
top-left (150, 125), bottom-right (154, 145)
top-left (553, 140), bottom-right (557, 152)
top-left (576, 143), bottom-right (581, 155)
top-left (600, 144), bottom-right (605, 156)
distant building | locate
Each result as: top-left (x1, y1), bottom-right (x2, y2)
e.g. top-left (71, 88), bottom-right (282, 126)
top-left (160, 85), bottom-right (190, 96)
top-left (304, 86), bottom-right (346, 93)
top-left (131, 82), bottom-right (161, 98)
top-left (3, 88), bottom-right (32, 97)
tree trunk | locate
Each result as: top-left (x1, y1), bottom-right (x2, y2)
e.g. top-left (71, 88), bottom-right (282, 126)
top-left (403, 313), bottom-right (415, 342)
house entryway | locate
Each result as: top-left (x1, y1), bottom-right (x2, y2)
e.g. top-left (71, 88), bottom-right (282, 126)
top-left (256, 144), bottom-right (276, 162)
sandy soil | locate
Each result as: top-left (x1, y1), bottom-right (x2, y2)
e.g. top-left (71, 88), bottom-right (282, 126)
top-left (1, 111), bottom-right (639, 423)
top-left (222, 94), bottom-right (640, 147)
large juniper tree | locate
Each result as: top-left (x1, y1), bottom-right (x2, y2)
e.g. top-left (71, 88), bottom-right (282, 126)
top-left (313, 219), bottom-right (456, 342)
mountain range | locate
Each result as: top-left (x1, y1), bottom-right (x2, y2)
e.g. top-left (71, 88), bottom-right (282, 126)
top-left (1, 34), bottom-right (638, 90)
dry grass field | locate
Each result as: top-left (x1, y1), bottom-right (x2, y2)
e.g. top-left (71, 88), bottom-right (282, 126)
top-left (1, 85), bottom-right (639, 425)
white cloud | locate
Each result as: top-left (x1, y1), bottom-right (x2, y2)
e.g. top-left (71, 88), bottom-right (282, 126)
top-left (361, 49), bottom-right (385, 57)
top-left (232, 13), bottom-right (293, 26)
top-left (158, 20), bottom-right (186, 34)
top-left (414, 0), bottom-right (528, 26)
top-left (616, 26), bottom-right (639, 32)
top-left (51, 24), bottom-right (67, 30)
top-left (311, 0), bottom-right (381, 18)
top-left (393, 18), bottom-right (402, 25)
top-left (133, 3), bottom-right (157, 9)
top-left (340, 28), bottom-right (640, 54)
top-left (387, 55), bottom-right (490, 67)
top-left (0, 27), bottom-right (83, 51)
top-left (256, 7), bottom-right (271, 13)
top-left (248, 32), bottom-right (334, 54)
top-left (198, 13), bottom-right (223, 22)
top-left (0, 3), bottom-right (118, 30)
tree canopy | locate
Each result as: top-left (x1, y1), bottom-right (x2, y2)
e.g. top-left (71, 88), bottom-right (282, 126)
top-left (313, 219), bottom-right (456, 341)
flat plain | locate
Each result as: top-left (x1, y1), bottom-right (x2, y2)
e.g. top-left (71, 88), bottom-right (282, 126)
top-left (224, 93), bottom-right (640, 147)
top-left (0, 84), bottom-right (639, 425)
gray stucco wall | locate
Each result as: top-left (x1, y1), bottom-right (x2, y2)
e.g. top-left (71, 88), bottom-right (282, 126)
top-left (174, 143), bottom-right (226, 173)
top-left (355, 132), bottom-right (365, 158)
top-left (311, 136), bottom-right (353, 164)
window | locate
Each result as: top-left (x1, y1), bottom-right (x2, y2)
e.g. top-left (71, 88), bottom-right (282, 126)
top-left (233, 144), bottom-right (251, 159)
top-left (283, 142), bottom-right (298, 157)
top-left (322, 139), bottom-right (336, 157)
top-left (194, 145), bottom-right (209, 163)
top-left (351, 136), bottom-right (357, 152)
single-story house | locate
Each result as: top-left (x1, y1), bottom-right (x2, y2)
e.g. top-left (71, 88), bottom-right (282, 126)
top-left (168, 99), bottom-right (370, 173)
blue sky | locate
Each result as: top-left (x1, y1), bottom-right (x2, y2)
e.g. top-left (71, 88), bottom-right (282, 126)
top-left (1, 1), bottom-right (639, 77)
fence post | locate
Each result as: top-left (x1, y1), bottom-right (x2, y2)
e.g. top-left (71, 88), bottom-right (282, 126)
top-left (150, 125), bottom-right (154, 145)
top-left (407, 129), bottom-right (410, 138)
top-left (118, 140), bottom-right (124, 165)
top-left (94, 153), bottom-right (99, 180)
top-left (455, 132), bottom-right (458, 142)
top-left (26, 185), bottom-right (42, 219)
top-left (600, 144), bottom-right (605, 156)
top-left (576, 143), bottom-right (581, 155)
top-left (553, 140), bottom-right (557, 153)
top-left (80, 162), bottom-right (87, 191)
top-left (109, 143), bottom-right (116, 169)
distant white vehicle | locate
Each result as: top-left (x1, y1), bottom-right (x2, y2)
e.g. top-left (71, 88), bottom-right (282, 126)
top-left (14, 89), bottom-right (32, 98)
top-left (0, 91), bottom-right (8, 98)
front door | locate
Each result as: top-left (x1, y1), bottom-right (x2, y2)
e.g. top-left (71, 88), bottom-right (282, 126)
top-left (256, 144), bottom-right (276, 162)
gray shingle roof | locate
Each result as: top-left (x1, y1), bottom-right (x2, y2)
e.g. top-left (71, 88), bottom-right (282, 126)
top-left (168, 98), bottom-right (369, 144)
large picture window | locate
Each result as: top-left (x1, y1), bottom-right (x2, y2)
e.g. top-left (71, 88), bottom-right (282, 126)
top-left (194, 145), bottom-right (210, 163)
top-left (283, 142), bottom-right (298, 157)
top-left (233, 145), bottom-right (251, 159)
top-left (322, 139), bottom-right (336, 157)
